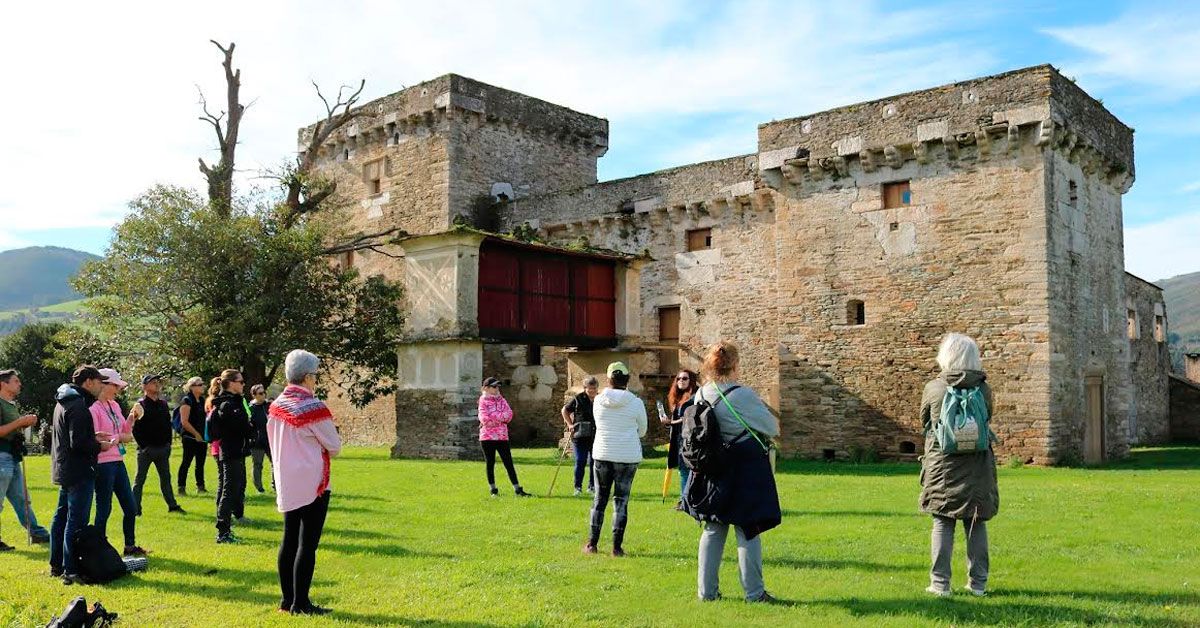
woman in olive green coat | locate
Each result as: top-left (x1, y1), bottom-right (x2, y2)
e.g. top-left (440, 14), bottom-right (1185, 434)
top-left (919, 333), bottom-right (998, 598)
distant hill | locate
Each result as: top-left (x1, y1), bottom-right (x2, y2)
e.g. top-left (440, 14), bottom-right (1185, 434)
top-left (1160, 270), bottom-right (1200, 371)
top-left (0, 246), bottom-right (99, 310)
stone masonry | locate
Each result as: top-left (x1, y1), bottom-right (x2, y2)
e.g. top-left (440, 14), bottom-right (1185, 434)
top-left (307, 65), bottom-right (1169, 464)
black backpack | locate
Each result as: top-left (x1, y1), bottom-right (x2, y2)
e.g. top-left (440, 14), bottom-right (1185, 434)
top-left (680, 386), bottom-right (741, 476)
top-left (46, 596), bottom-right (118, 628)
top-left (72, 525), bottom-right (128, 584)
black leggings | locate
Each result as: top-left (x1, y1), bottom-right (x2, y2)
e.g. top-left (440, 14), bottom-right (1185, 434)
top-left (481, 440), bottom-right (520, 486)
top-left (178, 438), bottom-right (207, 490)
top-left (279, 491), bottom-right (330, 611)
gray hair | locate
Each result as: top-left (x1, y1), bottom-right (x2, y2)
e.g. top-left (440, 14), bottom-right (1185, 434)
top-left (936, 333), bottom-right (982, 372)
top-left (582, 375), bottom-right (599, 388)
top-left (285, 349), bottom-right (320, 384)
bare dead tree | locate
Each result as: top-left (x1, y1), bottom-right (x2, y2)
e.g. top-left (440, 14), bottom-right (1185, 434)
top-left (197, 40), bottom-right (244, 217)
top-left (279, 80), bottom-right (365, 229)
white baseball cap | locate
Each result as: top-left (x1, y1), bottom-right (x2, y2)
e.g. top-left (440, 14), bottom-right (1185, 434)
top-left (97, 368), bottom-right (129, 389)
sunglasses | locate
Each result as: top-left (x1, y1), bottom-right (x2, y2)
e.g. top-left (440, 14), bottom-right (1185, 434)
top-left (676, 376), bottom-right (690, 381)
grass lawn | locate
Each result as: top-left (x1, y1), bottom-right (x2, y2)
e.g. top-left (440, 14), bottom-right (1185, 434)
top-left (2, 445), bottom-right (1198, 627)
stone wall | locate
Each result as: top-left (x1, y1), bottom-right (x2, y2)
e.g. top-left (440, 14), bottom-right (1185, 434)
top-left (1124, 273), bottom-right (1171, 444)
top-left (1169, 375), bottom-right (1200, 441)
top-left (481, 343), bottom-right (570, 445)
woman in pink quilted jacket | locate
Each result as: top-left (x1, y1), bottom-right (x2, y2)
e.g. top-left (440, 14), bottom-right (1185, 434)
top-left (478, 377), bottom-right (531, 498)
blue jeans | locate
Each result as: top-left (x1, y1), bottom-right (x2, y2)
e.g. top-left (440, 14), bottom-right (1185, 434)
top-left (572, 438), bottom-right (594, 491)
top-left (50, 477), bottom-right (95, 574)
top-left (95, 461), bottom-right (137, 547)
top-left (0, 452), bottom-right (47, 537)
top-left (678, 466), bottom-right (691, 500)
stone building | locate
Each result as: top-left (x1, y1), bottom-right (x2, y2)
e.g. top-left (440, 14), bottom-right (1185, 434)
top-left (304, 65), bottom-right (1172, 464)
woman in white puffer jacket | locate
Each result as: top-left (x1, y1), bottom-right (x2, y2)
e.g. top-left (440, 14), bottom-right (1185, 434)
top-left (583, 361), bottom-right (647, 557)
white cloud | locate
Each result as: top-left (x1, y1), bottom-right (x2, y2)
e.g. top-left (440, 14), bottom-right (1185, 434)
top-left (1044, 10), bottom-right (1200, 98)
top-left (1181, 181), bottom-right (1200, 194)
top-left (1, 0), bottom-right (999, 238)
top-left (1125, 212), bottom-right (1200, 281)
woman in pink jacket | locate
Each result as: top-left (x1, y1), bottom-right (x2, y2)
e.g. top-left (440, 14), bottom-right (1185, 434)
top-left (479, 377), bottom-right (531, 498)
top-left (268, 350), bottom-right (342, 616)
top-left (89, 368), bottom-right (146, 556)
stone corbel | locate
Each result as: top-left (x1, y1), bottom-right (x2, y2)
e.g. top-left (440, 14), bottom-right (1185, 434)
top-left (750, 190), bottom-right (774, 213)
top-left (884, 145), bottom-right (903, 169)
top-left (859, 150), bottom-right (877, 172)
top-left (1007, 125), bottom-right (1021, 154)
top-left (942, 136), bottom-right (959, 160)
top-left (975, 130), bottom-right (991, 158)
top-left (806, 158), bottom-right (825, 180)
top-left (913, 141), bottom-right (931, 164)
top-left (1109, 169), bottom-right (1133, 194)
top-left (781, 160), bottom-right (806, 185)
top-left (829, 156), bottom-right (848, 177)
top-left (1036, 119), bottom-right (1054, 146)
top-left (685, 202), bottom-right (703, 222)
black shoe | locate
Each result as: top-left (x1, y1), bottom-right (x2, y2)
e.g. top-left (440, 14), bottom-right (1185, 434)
top-left (31, 533), bottom-right (50, 544)
top-left (168, 505), bottom-right (186, 514)
top-left (197, 487), bottom-right (208, 494)
top-left (514, 487), bottom-right (532, 497)
top-left (49, 567), bottom-right (63, 578)
top-left (489, 487), bottom-right (499, 497)
top-left (0, 540), bottom-right (14, 552)
top-left (751, 592), bottom-right (780, 604)
top-left (61, 573), bottom-right (84, 585)
top-left (216, 533), bottom-right (240, 544)
top-left (177, 486), bottom-right (187, 496)
top-left (291, 604), bottom-right (332, 616)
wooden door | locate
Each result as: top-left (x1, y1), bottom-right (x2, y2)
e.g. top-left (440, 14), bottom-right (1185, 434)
top-left (658, 307), bottom-right (680, 375)
top-left (1084, 375), bottom-right (1105, 464)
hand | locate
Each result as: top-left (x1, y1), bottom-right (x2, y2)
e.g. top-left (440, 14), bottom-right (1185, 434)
top-left (658, 415), bottom-right (670, 425)
top-left (99, 440), bottom-right (114, 451)
top-left (16, 414), bottom-right (37, 429)
top-left (95, 431), bottom-right (111, 443)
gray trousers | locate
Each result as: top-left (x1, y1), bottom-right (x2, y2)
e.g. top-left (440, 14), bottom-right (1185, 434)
top-left (250, 448), bottom-right (271, 492)
top-left (930, 514), bottom-right (989, 591)
top-left (133, 444), bottom-right (178, 511)
top-left (698, 522), bottom-right (765, 601)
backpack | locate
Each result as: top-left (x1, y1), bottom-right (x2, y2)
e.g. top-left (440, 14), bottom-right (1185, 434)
top-left (46, 596), bottom-right (118, 628)
top-left (72, 525), bottom-right (128, 584)
top-left (203, 406), bottom-right (219, 443)
top-left (680, 386), bottom-right (741, 475)
top-left (935, 386), bottom-right (991, 454)
top-left (170, 405), bottom-right (183, 435)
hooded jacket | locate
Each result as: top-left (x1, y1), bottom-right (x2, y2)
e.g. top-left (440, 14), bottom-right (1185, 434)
top-left (51, 383), bottom-right (102, 487)
top-left (919, 370), bottom-right (999, 521)
top-left (213, 391), bottom-right (252, 457)
top-left (591, 388), bottom-right (647, 464)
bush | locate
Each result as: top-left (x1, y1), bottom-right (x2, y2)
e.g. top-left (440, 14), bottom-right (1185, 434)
top-left (848, 445), bottom-right (880, 464)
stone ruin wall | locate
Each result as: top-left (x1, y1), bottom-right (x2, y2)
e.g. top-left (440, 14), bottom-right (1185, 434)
top-left (1124, 274), bottom-right (1171, 444)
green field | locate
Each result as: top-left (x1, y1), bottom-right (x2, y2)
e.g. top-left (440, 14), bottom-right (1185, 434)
top-left (1, 446), bottom-right (1198, 627)
top-left (0, 298), bottom-right (90, 321)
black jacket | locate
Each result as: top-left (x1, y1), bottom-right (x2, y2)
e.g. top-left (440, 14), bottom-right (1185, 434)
top-left (683, 437), bottom-right (781, 540)
top-left (667, 396), bottom-right (695, 469)
top-left (132, 396), bottom-right (174, 448)
top-left (213, 391), bottom-right (252, 457)
top-left (51, 384), bottom-right (101, 487)
top-left (248, 400), bottom-right (269, 450)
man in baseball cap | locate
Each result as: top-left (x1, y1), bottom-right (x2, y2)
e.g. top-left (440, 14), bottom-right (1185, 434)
top-left (127, 374), bottom-right (184, 515)
top-left (606, 362), bottom-right (629, 377)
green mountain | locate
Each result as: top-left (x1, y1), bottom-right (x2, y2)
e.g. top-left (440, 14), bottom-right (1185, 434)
top-left (0, 246), bottom-right (99, 310)
top-left (1160, 270), bottom-right (1200, 371)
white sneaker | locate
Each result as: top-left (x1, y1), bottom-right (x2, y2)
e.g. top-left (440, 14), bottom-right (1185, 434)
top-left (573, 488), bottom-right (582, 496)
top-left (925, 585), bottom-right (952, 598)
top-left (963, 585), bottom-right (986, 597)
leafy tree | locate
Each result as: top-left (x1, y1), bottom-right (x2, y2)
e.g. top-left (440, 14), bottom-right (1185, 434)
top-left (72, 42), bottom-right (404, 406)
top-left (0, 322), bottom-right (71, 423)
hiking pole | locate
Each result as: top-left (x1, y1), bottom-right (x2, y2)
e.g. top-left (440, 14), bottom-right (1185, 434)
top-left (21, 457), bottom-right (34, 545)
top-left (546, 433), bottom-right (572, 497)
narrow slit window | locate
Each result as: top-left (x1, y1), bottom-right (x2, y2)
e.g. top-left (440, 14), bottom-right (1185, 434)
top-left (364, 160), bottom-right (384, 196)
top-left (1068, 180), bottom-right (1078, 206)
top-left (1127, 309), bottom-right (1139, 340)
top-left (883, 181), bottom-right (911, 209)
top-left (1154, 315), bottom-right (1165, 343)
top-left (527, 344), bottom-right (542, 366)
top-left (847, 299), bottom-right (866, 326)
top-left (686, 228), bottom-right (712, 252)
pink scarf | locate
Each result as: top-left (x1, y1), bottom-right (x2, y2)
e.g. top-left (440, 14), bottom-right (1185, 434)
top-left (269, 384), bottom-right (334, 495)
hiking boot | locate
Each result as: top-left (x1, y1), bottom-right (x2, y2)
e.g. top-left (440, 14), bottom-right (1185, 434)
top-left (611, 530), bottom-right (625, 557)
top-left (61, 573), bottom-right (84, 585)
top-left (216, 533), bottom-right (240, 544)
top-left (177, 486), bottom-right (187, 496)
top-left (168, 505), bottom-right (186, 514)
top-left (49, 567), bottom-right (63, 578)
top-left (0, 540), bottom-right (14, 552)
top-left (582, 542), bottom-right (598, 554)
top-left (31, 532), bottom-right (50, 544)
top-left (197, 487), bottom-right (208, 494)
top-left (925, 585), bottom-right (952, 598)
top-left (612, 546), bottom-right (626, 557)
top-left (291, 604), bottom-right (332, 616)
top-left (123, 545), bottom-right (148, 557)
top-left (963, 585), bottom-right (987, 597)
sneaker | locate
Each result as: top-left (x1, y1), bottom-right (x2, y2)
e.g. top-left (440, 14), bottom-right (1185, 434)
top-left (168, 505), bottom-right (187, 514)
top-left (963, 585), bottom-right (986, 597)
top-left (123, 545), bottom-right (148, 557)
top-left (216, 533), bottom-right (240, 544)
top-left (925, 585), bottom-right (952, 598)
top-left (489, 487), bottom-right (499, 498)
top-left (699, 593), bottom-right (722, 602)
top-left (750, 592), bottom-right (780, 604)
top-left (514, 488), bottom-right (532, 497)
top-left (61, 573), bottom-right (84, 585)
top-left (573, 488), bottom-right (582, 496)
top-left (0, 540), bottom-right (14, 552)
top-left (582, 542), bottom-right (598, 554)
top-left (291, 604), bottom-right (332, 616)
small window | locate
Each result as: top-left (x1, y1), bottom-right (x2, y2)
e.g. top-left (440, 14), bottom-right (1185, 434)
top-left (1068, 180), bottom-right (1078, 206)
top-left (889, 222), bottom-right (899, 232)
top-left (899, 441), bottom-right (917, 454)
top-left (658, 307), bottom-right (681, 375)
top-left (1126, 309), bottom-right (1139, 340)
top-left (822, 448), bottom-right (836, 461)
top-left (883, 181), bottom-right (911, 209)
top-left (1154, 315), bottom-right (1165, 343)
top-left (527, 344), bottom-right (542, 366)
top-left (686, 228), bottom-right (712, 252)
top-left (847, 299), bottom-right (866, 326)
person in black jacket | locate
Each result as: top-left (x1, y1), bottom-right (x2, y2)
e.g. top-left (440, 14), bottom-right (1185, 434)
top-left (209, 369), bottom-right (251, 544)
top-left (560, 376), bottom-right (599, 496)
top-left (662, 369), bottom-right (699, 508)
top-left (248, 384), bottom-right (271, 493)
top-left (48, 365), bottom-right (111, 582)
top-left (128, 374), bottom-right (184, 515)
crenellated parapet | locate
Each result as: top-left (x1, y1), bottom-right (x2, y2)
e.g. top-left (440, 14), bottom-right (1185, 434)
top-left (298, 73), bottom-right (609, 163)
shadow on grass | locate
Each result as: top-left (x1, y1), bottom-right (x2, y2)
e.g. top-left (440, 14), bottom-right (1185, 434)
top-left (781, 509), bottom-right (913, 518)
top-left (817, 594), bottom-right (1193, 627)
top-left (633, 549), bottom-right (914, 573)
top-left (1000, 587), bottom-right (1200, 608)
top-left (1087, 445), bottom-right (1200, 471)
top-left (320, 540), bottom-right (455, 559)
top-left (331, 609), bottom-right (507, 627)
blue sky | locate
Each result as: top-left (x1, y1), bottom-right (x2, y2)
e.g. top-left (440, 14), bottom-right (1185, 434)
top-left (3, 0), bottom-right (1197, 280)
